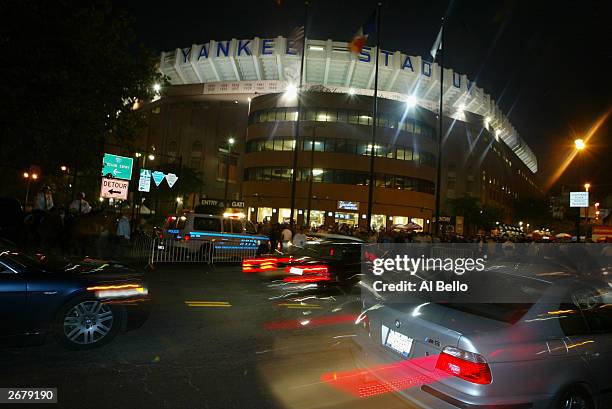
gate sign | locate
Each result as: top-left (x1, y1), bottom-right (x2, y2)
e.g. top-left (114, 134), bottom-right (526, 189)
top-left (570, 191), bottom-right (589, 208)
top-left (100, 177), bottom-right (129, 200)
top-left (166, 173), bottom-right (178, 188)
top-left (152, 171), bottom-right (165, 186)
top-left (102, 153), bottom-right (133, 180)
top-left (138, 169), bottom-right (151, 192)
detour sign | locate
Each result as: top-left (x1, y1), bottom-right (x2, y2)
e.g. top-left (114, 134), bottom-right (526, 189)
top-left (100, 177), bottom-right (129, 200)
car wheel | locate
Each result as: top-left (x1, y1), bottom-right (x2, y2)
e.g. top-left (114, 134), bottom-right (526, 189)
top-left (555, 387), bottom-right (593, 409)
top-left (57, 298), bottom-right (119, 350)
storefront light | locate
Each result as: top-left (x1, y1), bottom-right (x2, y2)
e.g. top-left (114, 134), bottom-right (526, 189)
top-left (327, 212), bottom-right (333, 217)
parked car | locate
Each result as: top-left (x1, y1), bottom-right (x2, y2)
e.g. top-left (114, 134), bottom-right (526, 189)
top-left (0, 247), bottom-right (151, 349)
top-left (353, 268), bottom-right (612, 409)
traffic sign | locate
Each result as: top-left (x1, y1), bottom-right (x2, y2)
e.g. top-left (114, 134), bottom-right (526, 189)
top-left (102, 153), bottom-right (133, 181)
top-left (152, 171), bottom-right (165, 186)
top-left (100, 177), bottom-right (129, 200)
top-left (138, 169), bottom-right (151, 192)
top-left (166, 173), bottom-right (178, 188)
top-left (570, 191), bottom-right (589, 208)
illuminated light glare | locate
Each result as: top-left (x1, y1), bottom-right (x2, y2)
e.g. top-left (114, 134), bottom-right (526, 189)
top-left (176, 197), bottom-right (183, 203)
top-left (348, 88), bottom-right (356, 95)
top-left (135, 152), bottom-right (142, 157)
top-left (484, 116), bottom-right (491, 124)
top-left (457, 103), bottom-right (465, 113)
top-left (584, 183), bottom-right (590, 191)
top-left (60, 165), bottom-right (67, 171)
top-left (228, 137), bottom-right (235, 145)
top-left (574, 138), bottom-right (586, 151)
top-left (312, 169), bottom-right (324, 176)
top-left (32, 174), bottom-right (38, 180)
top-left (148, 154), bottom-right (155, 161)
top-left (405, 95), bottom-right (417, 108)
top-left (99, 197), bottom-right (104, 202)
top-left (95, 287), bottom-right (148, 298)
top-left (23, 172), bottom-right (29, 178)
top-left (309, 45), bottom-right (325, 51)
top-left (223, 212), bottom-right (245, 219)
top-left (153, 83), bottom-right (161, 93)
top-left (284, 83), bottom-right (298, 98)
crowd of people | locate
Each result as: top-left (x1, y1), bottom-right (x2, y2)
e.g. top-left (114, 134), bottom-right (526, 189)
top-left (17, 186), bottom-right (137, 258)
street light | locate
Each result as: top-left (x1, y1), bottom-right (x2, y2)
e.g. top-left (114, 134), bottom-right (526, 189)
top-left (60, 165), bottom-right (67, 172)
top-left (153, 83), bottom-right (161, 93)
top-left (584, 183), bottom-right (590, 191)
top-left (148, 154), bottom-right (155, 161)
top-left (574, 138), bottom-right (586, 242)
top-left (406, 95), bottom-right (417, 108)
top-left (224, 137), bottom-right (236, 206)
top-left (23, 171), bottom-right (38, 205)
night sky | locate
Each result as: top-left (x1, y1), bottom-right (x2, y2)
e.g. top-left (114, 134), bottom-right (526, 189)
top-left (118, 0), bottom-right (611, 197)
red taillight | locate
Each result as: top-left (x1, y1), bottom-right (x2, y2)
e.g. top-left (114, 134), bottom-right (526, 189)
top-left (242, 257), bottom-right (293, 273)
top-left (184, 234), bottom-right (190, 241)
top-left (283, 264), bottom-right (330, 283)
top-left (435, 346), bottom-right (492, 385)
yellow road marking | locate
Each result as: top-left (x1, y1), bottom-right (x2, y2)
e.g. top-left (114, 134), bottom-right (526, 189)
top-left (185, 300), bottom-right (232, 308)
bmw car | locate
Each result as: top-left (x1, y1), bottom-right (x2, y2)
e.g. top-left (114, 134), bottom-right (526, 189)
top-left (0, 247), bottom-right (151, 350)
top-left (353, 268), bottom-right (612, 409)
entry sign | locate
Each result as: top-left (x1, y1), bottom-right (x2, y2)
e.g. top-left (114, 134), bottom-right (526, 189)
top-left (166, 173), bottom-right (178, 188)
top-left (152, 171), bottom-right (165, 186)
top-left (570, 191), bottom-right (589, 208)
top-left (100, 177), bottom-right (129, 200)
top-left (138, 169), bottom-right (151, 192)
top-left (102, 153), bottom-right (133, 181)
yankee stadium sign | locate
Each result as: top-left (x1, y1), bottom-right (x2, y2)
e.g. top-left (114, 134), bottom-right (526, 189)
top-left (159, 36), bottom-right (537, 173)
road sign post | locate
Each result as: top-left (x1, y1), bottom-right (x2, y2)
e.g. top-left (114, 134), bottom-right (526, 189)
top-left (100, 178), bottom-right (129, 200)
top-left (102, 153), bottom-right (134, 181)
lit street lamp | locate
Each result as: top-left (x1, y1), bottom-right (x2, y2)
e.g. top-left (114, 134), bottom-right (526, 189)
top-left (574, 138), bottom-right (586, 242)
top-left (224, 137), bottom-right (235, 206)
top-left (23, 171), bottom-right (39, 205)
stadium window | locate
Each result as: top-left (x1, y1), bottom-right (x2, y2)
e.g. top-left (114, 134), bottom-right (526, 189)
top-left (337, 110), bottom-right (348, 123)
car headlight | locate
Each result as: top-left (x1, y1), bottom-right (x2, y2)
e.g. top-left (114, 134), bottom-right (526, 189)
top-left (87, 284), bottom-right (148, 298)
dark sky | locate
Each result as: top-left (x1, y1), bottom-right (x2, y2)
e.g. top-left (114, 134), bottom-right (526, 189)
top-left (118, 0), bottom-right (611, 196)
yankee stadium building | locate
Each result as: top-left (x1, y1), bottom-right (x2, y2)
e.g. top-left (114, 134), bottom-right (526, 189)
top-left (134, 36), bottom-right (540, 231)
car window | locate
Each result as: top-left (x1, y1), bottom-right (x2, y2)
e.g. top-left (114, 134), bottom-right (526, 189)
top-left (244, 221), bottom-right (257, 234)
top-left (193, 217), bottom-right (221, 232)
top-left (573, 287), bottom-right (612, 334)
top-left (231, 219), bottom-right (244, 234)
top-left (223, 219), bottom-right (232, 233)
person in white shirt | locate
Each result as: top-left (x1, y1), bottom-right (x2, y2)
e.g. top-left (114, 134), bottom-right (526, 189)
top-left (281, 225), bottom-right (293, 251)
top-left (69, 192), bottom-right (92, 214)
top-left (292, 226), bottom-right (307, 247)
top-left (34, 186), bottom-right (54, 211)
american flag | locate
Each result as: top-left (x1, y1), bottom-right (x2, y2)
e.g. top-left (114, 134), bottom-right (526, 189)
top-left (289, 25), bottom-right (305, 54)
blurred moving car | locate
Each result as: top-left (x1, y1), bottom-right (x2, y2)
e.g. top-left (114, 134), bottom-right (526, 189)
top-left (354, 269), bottom-right (612, 409)
top-left (243, 235), bottom-right (363, 287)
top-left (0, 247), bottom-right (151, 349)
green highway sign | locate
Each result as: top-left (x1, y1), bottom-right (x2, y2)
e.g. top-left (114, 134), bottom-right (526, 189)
top-left (101, 153), bottom-right (133, 181)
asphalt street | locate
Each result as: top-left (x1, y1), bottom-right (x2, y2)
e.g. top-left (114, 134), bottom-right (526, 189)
top-left (0, 264), bottom-right (414, 409)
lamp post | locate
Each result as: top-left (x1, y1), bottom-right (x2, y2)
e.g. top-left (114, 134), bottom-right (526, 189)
top-left (23, 171), bottom-right (38, 206)
top-left (584, 182), bottom-right (591, 223)
top-left (224, 137), bottom-right (235, 207)
top-left (574, 138), bottom-right (585, 242)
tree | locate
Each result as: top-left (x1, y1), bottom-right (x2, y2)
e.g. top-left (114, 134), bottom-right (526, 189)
top-left (0, 0), bottom-right (164, 197)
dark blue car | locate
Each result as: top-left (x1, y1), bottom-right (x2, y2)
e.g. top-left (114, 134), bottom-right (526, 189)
top-left (0, 246), bottom-right (151, 349)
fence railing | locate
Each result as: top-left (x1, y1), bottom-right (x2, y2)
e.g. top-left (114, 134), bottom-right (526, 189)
top-left (130, 235), bottom-right (259, 268)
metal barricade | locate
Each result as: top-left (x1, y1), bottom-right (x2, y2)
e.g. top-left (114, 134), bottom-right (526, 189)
top-left (131, 236), bottom-right (259, 268)
top-left (211, 239), bottom-right (259, 263)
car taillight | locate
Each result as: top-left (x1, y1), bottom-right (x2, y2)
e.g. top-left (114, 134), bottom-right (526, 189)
top-left (242, 257), bottom-right (292, 273)
top-left (184, 234), bottom-right (190, 241)
top-left (283, 264), bottom-right (330, 283)
top-left (435, 346), bottom-right (492, 385)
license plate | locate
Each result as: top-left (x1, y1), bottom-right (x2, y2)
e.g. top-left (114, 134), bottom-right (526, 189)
top-left (382, 324), bottom-right (414, 358)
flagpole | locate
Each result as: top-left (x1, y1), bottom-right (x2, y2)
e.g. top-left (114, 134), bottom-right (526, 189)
top-left (366, 2), bottom-right (382, 233)
top-left (289, 1), bottom-right (309, 226)
top-left (433, 17), bottom-right (445, 237)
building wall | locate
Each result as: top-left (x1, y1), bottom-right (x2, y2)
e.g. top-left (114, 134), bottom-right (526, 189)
top-left (135, 86), bottom-right (540, 227)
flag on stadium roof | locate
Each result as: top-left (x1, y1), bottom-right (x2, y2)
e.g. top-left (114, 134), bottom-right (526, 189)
top-left (348, 11), bottom-right (376, 55)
